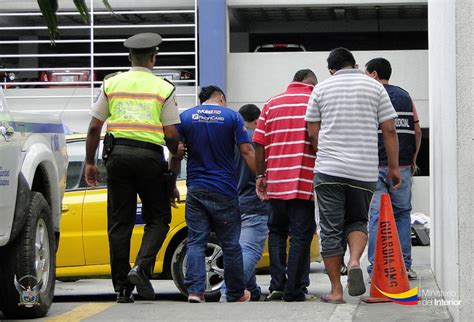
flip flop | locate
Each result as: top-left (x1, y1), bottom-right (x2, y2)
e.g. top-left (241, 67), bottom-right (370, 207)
top-left (347, 266), bottom-right (366, 296)
top-left (320, 294), bottom-right (346, 304)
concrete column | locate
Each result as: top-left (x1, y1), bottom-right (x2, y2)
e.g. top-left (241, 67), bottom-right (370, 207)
top-left (429, 0), bottom-right (473, 320)
top-left (18, 36), bottom-right (38, 79)
top-left (198, 0), bottom-right (227, 91)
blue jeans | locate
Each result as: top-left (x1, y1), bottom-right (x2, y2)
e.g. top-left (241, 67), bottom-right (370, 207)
top-left (184, 187), bottom-right (245, 302)
top-left (368, 167), bottom-right (413, 274)
top-left (268, 199), bottom-right (316, 301)
top-left (221, 214), bottom-right (269, 300)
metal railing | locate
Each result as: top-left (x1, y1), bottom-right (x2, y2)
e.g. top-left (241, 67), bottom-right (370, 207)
top-left (0, 0), bottom-right (198, 106)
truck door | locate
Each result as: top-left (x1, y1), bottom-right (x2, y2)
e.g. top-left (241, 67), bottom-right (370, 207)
top-left (0, 90), bottom-right (21, 245)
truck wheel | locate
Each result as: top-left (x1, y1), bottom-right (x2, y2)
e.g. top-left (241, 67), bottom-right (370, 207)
top-left (171, 235), bottom-right (224, 302)
top-left (0, 192), bottom-right (56, 319)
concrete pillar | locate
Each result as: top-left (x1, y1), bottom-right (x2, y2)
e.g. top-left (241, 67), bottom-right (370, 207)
top-left (18, 36), bottom-right (38, 79)
top-left (429, 0), bottom-right (473, 320)
top-left (198, 0), bottom-right (227, 91)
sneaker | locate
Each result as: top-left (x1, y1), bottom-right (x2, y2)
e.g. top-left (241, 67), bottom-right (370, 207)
top-left (188, 293), bottom-right (205, 303)
top-left (304, 293), bottom-right (316, 301)
top-left (340, 263), bottom-right (348, 276)
top-left (367, 274), bottom-right (372, 284)
top-left (264, 290), bottom-right (284, 301)
top-left (127, 266), bottom-right (155, 300)
top-left (323, 263), bottom-right (348, 276)
top-left (236, 290), bottom-right (251, 302)
top-left (116, 289), bottom-right (134, 303)
top-left (407, 268), bottom-right (418, 280)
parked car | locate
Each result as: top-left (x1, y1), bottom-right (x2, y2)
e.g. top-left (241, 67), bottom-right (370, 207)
top-left (254, 44), bottom-right (307, 52)
top-left (39, 69), bottom-right (95, 87)
top-left (57, 135), bottom-right (321, 301)
top-left (1, 63), bottom-right (16, 89)
top-left (152, 69), bottom-right (195, 85)
top-left (0, 88), bottom-right (68, 318)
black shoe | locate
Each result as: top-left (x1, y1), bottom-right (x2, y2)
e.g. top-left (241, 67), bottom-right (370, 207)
top-left (283, 294), bottom-right (306, 302)
top-left (250, 291), bottom-right (262, 302)
top-left (117, 289), bottom-right (134, 303)
top-left (127, 266), bottom-right (155, 300)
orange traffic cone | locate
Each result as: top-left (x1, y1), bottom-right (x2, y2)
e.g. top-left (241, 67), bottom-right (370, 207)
top-left (362, 194), bottom-right (418, 305)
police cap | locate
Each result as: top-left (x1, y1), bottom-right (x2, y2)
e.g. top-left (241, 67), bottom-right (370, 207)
top-left (124, 33), bottom-right (162, 54)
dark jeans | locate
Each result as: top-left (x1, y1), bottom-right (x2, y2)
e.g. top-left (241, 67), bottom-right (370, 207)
top-left (106, 145), bottom-right (171, 293)
top-left (184, 187), bottom-right (245, 302)
top-left (268, 199), bottom-right (316, 301)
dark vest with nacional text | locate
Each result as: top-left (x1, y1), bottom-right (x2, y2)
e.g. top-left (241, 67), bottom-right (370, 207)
top-left (379, 84), bottom-right (416, 166)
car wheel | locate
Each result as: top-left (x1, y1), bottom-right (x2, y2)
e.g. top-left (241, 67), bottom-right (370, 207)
top-left (0, 192), bottom-right (56, 319)
top-left (171, 235), bottom-right (224, 302)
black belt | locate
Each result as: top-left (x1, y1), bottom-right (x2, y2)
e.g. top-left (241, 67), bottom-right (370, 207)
top-left (114, 138), bottom-right (163, 153)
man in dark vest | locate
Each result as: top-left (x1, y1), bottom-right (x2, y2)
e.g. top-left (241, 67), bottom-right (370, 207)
top-left (365, 58), bottom-right (422, 280)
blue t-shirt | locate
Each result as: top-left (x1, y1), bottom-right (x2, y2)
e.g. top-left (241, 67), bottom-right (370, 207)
top-left (177, 104), bottom-right (250, 198)
top-left (235, 129), bottom-right (272, 216)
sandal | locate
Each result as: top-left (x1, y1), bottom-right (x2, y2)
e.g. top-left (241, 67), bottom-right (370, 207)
top-left (320, 294), bottom-right (346, 304)
top-left (347, 266), bottom-right (366, 296)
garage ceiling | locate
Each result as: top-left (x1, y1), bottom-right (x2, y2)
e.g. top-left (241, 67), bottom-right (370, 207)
top-left (230, 5), bottom-right (427, 27)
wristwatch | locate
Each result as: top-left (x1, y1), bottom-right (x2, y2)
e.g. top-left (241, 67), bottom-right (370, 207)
top-left (255, 174), bottom-right (266, 180)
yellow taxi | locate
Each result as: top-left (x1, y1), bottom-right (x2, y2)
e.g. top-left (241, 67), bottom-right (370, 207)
top-left (56, 135), bottom-right (321, 300)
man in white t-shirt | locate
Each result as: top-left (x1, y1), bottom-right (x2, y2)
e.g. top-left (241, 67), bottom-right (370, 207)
top-left (305, 47), bottom-right (401, 304)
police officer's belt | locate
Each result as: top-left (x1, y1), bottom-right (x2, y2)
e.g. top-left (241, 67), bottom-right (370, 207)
top-left (114, 138), bottom-right (163, 153)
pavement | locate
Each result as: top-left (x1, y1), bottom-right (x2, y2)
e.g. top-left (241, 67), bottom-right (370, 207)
top-left (1, 246), bottom-right (453, 321)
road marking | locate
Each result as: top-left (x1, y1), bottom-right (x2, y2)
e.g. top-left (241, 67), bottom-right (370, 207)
top-left (46, 302), bottom-right (115, 321)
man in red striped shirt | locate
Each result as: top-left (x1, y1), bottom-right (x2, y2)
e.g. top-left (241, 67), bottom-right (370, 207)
top-left (253, 69), bottom-right (317, 302)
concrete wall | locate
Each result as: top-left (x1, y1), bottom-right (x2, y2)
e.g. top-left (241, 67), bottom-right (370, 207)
top-left (227, 50), bottom-right (429, 127)
top-left (429, 0), bottom-right (473, 320)
top-left (227, 50), bottom-right (430, 214)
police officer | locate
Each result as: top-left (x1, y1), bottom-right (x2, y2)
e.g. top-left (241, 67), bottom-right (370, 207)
top-left (365, 57), bottom-right (422, 281)
top-left (85, 33), bottom-right (181, 303)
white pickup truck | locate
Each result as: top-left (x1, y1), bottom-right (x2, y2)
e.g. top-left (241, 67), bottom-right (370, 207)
top-left (0, 88), bottom-right (67, 319)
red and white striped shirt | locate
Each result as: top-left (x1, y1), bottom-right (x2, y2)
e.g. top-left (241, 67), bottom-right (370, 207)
top-left (253, 82), bottom-right (316, 200)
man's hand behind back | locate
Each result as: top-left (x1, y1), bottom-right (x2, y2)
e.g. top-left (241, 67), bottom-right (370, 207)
top-left (170, 186), bottom-right (181, 208)
top-left (256, 177), bottom-right (268, 200)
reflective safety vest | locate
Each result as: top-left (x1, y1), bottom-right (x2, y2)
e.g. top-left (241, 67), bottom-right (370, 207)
top-left (378, 84), bottom-right (416, 166)
top-left (104, 70), bottom-right (174, 146)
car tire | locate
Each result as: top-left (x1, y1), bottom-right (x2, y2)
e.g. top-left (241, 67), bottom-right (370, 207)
top-left (171, 235), bottom-right (224, 303)
top-left (0, 192), bottom-right (56, 319)
top-left (57, 278), bottom-right (80, 283)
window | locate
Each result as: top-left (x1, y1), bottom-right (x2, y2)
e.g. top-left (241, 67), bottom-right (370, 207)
top-left (65, 140), bottom-right (86, 190)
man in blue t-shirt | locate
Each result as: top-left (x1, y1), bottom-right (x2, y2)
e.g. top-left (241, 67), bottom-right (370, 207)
top-left (175, 86), bottom-right (255, 303)
top-left (221, 104), bottom-right (272, 302)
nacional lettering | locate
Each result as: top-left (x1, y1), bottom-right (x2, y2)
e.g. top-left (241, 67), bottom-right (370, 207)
top-left (395, 118), bottom-right (410, 128)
